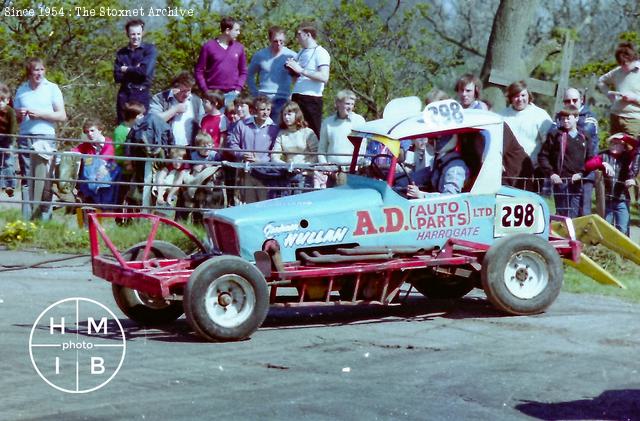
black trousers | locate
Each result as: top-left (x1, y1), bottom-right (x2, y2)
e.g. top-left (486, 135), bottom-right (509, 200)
top-left (291, 93), bottom-right (323, 139)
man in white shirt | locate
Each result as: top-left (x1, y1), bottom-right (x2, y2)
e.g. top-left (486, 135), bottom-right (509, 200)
top-left (318, 90), bottom-right (366, 186)
top-left (500, 81), bottom-right (553, 170)
top-left (13, 57), bottom-right (67, 220)
top-left (149, 72), bottom-right (204, 148)
top-left (285, 22), bottom-right (330, 138)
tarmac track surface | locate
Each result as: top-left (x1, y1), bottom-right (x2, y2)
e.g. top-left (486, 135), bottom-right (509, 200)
top-left (1, 250), bottom-right (639, 421)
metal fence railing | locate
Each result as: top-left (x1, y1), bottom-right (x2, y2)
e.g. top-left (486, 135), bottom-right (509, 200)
top-left (0, 134), bottom-right (635, 226)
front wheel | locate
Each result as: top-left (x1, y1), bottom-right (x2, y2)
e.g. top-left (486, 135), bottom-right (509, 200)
top-left (481, 234), bottom-right (563, 315)
top-left (112, 241), bottom-right (186, 325)
top-left (184, 255), bottom-right (269, 342)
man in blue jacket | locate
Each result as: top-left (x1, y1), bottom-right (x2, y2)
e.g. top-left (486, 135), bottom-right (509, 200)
top-left (114, 19), bottom-right (157, 123)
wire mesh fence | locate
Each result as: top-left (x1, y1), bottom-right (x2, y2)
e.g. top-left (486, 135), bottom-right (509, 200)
top-left (0, 133), bottom-right (634, 225)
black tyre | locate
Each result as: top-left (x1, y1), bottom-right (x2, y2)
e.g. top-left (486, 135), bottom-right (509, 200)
top-left (481, 234), bottom-right (563, 315)
top-left (112, 241), bottom-right (186, 325)
top-left (411, 268), bottom-right (475, 299)
top-left (184, 255), bottom-right (269, 342)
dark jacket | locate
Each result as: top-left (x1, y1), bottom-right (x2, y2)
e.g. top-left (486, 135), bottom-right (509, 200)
top-left (124, 113), bottom-right (173, 158)
top-left (113, 43), bottom-right (157, 91)
top-left (538, 127), bottom-right (593, 179)
top-left (553, 105), bottom-right (599, 181)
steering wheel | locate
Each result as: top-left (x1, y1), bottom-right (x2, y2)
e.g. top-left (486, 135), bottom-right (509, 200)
top-left (365, 153), bottom-right (414, 195)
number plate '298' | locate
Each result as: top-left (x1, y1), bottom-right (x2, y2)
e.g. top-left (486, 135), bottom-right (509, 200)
top-left (493, 197), bottom-right (545, 237)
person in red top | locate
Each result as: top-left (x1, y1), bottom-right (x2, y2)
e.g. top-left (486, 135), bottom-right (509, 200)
top-left (73, 119), bottom-right (120, 207)
top-left (584, 133), bottom-right (640, 235)
top-left (200, 89), bottom-right (228, 149)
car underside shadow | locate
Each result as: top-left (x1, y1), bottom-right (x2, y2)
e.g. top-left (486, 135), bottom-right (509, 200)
top-left (515, 389), bottom-right (640, 420)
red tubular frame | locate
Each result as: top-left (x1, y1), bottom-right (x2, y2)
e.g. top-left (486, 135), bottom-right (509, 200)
top-left (88, 213), bottom-right (582, 305)
top-left (88, 212), bottom-right (206, 297)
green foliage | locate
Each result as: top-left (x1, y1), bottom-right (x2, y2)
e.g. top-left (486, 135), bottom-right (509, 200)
top-left (0, 0), bottom-right (126, 136)
top-left (0, 209), bottom-right (205, 253)
top-left (0, 219), bottom-right (38, 246)
top-left (151, 0), bottom-right (445, 119)
top-left (320, 1), bottom-right (441, 118)
top-left (563, 265), bottom-right (640, 303)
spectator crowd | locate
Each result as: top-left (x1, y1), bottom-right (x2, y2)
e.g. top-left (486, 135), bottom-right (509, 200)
top-left (0, 17), bottom-right (639, 237)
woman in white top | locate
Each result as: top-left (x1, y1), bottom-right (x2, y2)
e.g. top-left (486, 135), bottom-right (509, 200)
top-left (271, 101), bottom-right (319, 196)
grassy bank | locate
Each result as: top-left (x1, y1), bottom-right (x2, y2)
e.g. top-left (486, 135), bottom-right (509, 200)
top-left (1, 209), bottom-right (638, 302)
top-left (0, 209), bottom-right (205, 254)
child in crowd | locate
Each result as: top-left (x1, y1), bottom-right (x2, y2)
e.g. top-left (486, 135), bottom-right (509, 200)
top-left (538, 106), bottom-right (594, 218)
top-left (113, 102), bottom-right (145, 211)
top-left (222, 95), bottom-right (253, 205)
top-left (271, 101), bottom-right (319, 196)
top-left (201, 90), bottom-right (228, 149)
top-left (585, 133), bottom-right (640, 235)
top-left (125, 105), bottom-right (173, 207)
top-left (0, 83), bottom-right (18, 197)
top-left (186, 131), bottom-right (226, 219)
top-left (153, 146), bottom-right (189, 207)
top-left (234, 95), bottom-right (252, 123)
top-left (73, 119), bottom-right (120, 206)
top-left (190, 131), bottom-right (218, 172)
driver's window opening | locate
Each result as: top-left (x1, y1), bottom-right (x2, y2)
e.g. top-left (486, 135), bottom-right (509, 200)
top-left (359, 129), bottom-right (487, 195)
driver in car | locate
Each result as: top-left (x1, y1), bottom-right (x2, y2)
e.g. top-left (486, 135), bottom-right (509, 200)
top-left (406, 134), bottom-right (469, 197)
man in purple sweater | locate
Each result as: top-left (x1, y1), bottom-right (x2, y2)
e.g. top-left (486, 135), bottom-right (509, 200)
top-left (195, 16), bottom-right (247, 108)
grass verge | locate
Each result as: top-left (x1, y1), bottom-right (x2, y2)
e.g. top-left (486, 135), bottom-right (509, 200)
top-left (0, 209), bottom-right (205, 254)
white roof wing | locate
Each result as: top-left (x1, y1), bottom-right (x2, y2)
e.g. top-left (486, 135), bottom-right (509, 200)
top-left (352, 99), bottom-right (503, 140)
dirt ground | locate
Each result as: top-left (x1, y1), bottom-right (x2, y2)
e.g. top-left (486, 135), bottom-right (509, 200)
top-left (1, 249), bottom-right (639, 420)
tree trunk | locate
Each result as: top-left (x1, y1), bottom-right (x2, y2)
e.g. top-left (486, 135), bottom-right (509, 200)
top-left (480, 0), bottom-right (539, 110)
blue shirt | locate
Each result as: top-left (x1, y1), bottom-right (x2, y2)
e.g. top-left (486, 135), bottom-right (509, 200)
top-left (247, 47), bottom-right (296, 99)
top-left (227, 116), bottom-right (279, 162)
top-left (14, 79), bottom-right (64, 136)
top-left (114, 43), bottom-right (157, 90)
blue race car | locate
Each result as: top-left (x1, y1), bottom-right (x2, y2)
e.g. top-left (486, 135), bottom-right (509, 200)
top-left (90, 98), bottom-right (581, 342)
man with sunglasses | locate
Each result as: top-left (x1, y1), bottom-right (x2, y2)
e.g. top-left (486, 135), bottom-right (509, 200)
top-left (247, 26), bottom-right (296, 123)
top-left (554, 88), bottom-right (599, 216)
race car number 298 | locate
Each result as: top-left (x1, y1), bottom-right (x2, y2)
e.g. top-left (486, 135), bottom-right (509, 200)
top-left (493, 197), bottom-right (545, 237)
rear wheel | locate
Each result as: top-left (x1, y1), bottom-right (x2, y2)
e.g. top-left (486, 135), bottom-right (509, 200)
top-left (112, 241), bottom-right (186, 325)
top-left (184, 255), bottom-right (269, 342)
top-left (481, 234), bottom-right (563, 315)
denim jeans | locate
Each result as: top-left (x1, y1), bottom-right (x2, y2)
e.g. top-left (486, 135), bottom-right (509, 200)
top-left (552, 181), bottom-right (581, 218)
top-left (580, 179), bottom-right (594, 216)
top-left (605, 199), bottom-right (630, 236)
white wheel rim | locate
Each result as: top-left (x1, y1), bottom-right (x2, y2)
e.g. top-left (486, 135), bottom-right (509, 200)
top-left (124, 288), bottom-right (171, 309)
top-left (204, 274), bottom-right (256, 328)
top-left (503, 251), bottom-right (549, 299)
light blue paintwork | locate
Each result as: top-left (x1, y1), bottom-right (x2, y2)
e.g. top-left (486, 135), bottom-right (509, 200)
top-left (205, 98), bottom-right (552, 262)
top-left (207, 175), bottom-right (550, 262)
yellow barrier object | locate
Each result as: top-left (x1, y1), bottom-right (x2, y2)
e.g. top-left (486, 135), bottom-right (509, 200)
top-left (563, 254), bottom-right (626, 289)
top-left (552, 214), bottom-right (640, 289)
top-left (571, 215), bottom-right (640, 266)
